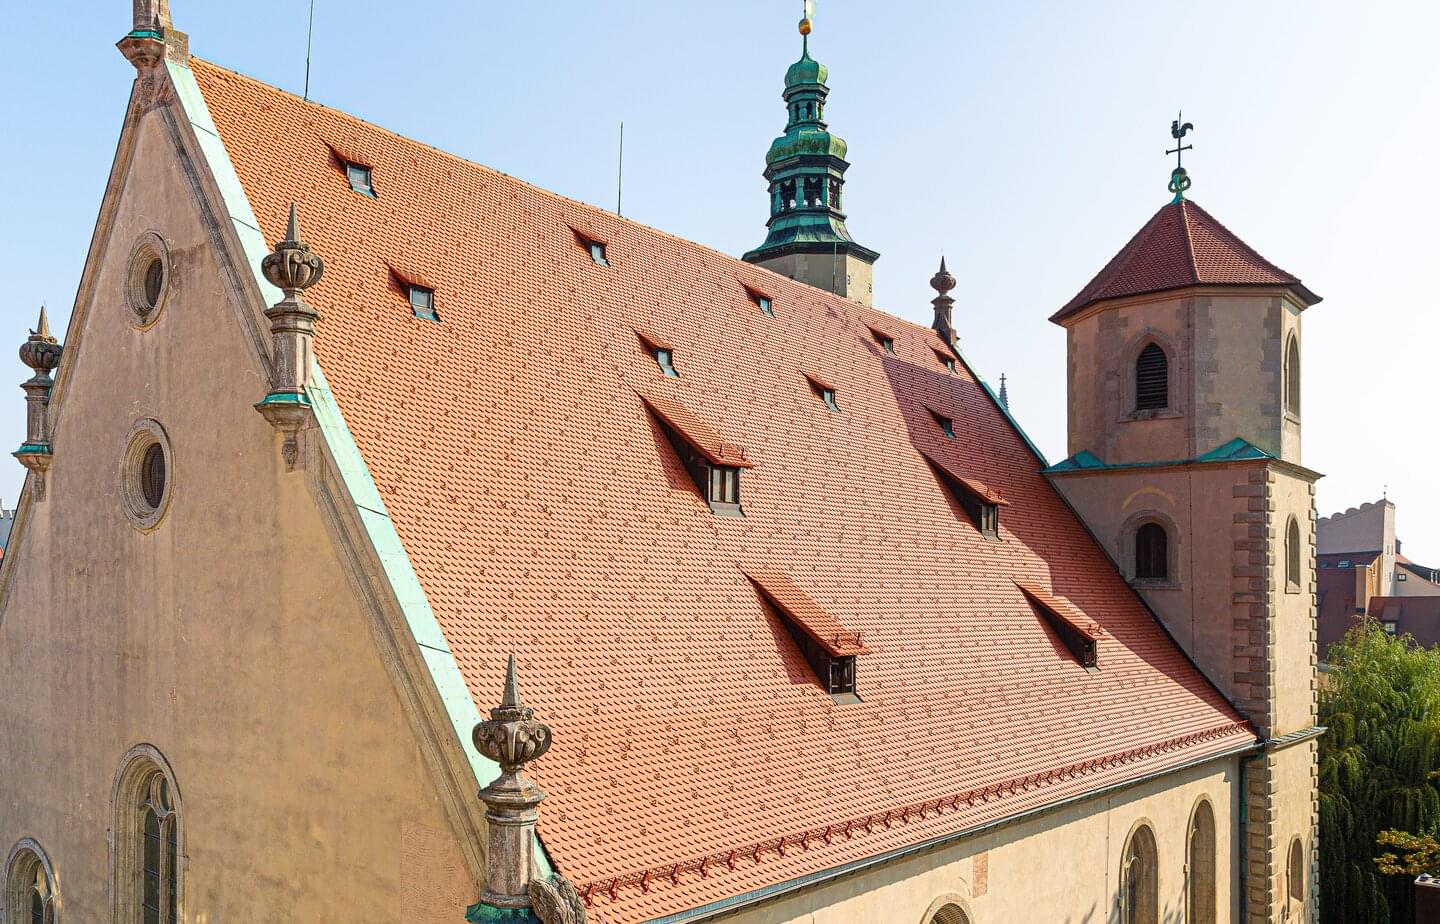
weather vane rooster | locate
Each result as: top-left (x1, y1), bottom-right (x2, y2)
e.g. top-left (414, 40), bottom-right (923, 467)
top-left (1167, 112), bottom-right (1195, 201)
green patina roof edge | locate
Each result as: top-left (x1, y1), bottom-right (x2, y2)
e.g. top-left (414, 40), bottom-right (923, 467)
top-left (166, 58), bottom-right (555, 877)
top-left (1044, 437), bottom-right (1273, 473)
top-left (944, 339), bottom-right (1048, 469)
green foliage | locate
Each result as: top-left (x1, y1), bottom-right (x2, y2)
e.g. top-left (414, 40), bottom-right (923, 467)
top-left (1320, 621), bottom-right (1440, 923)
top-left (1376, 829), bottom-right (1440, 877)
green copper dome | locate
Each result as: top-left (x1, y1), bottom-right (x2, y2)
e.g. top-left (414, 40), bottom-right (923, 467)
top-left (766, 130), bottom-right (847, 163)
top-left (785, 48), bottom-right (828, 88)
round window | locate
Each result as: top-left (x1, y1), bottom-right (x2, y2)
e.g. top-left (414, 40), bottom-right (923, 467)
top-left (127, 232), bottom-right (171, 326)
top-left (122, 419), bottom-right (173, 530)
top-left (140, 442), bottom-right (167, 509)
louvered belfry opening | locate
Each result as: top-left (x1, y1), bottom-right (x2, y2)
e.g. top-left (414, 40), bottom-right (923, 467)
top-left (1135, 343), bottom-right (1168, 410)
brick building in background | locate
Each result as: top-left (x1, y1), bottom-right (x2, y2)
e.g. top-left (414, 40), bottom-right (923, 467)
top-left (1317, 499), bottom-right (1440, 654)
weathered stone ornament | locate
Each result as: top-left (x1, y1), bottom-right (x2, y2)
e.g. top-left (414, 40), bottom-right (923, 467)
top-left (14, 307), bottom-right (62, 501)
top-left (930, 257), bottom-right (958, 346)
top-left (254, 204), bottom-right (324, 470)
top-left (467, 656), bottom-right (588, 924)
top-left (118, 0), bottom-right (188, 71)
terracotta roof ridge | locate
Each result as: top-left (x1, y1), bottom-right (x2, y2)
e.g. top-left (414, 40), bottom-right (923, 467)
top-left (1181, 199), bottom-right (1301, 285)
top-left (186, 56), bottom-right (950, 350)
top-left (571, 719), bottom-right (1254, 912)
top-left (1051, 201), bottom-right (1174, 321)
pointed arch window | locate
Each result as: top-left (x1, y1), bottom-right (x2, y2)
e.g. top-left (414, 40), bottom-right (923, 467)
top-left (1286, 517), bottom-right (1302, 591)
top-left (1135, 343), bottom-right (1169, 411)
top-left (113, 749), bottom-right (181, 924)
top-left (1186, 801), bottom-right (1216, 924)
top-left (1285, 335), bottom-right (1301, 417)
top-left (1120, 824), bottom-right (1158, 924)
top-left (1135, 522), bottom-right (1169, 581)
top-left (5, 842), bottom-right (57, 924)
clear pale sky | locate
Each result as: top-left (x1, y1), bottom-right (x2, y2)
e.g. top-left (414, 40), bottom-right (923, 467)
top-left (3, 2), bottom-right (1437, 559)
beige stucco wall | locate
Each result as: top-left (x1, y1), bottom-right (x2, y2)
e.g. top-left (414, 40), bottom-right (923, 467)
top-left (725, 757), bottom-right (1239, 924)
top-left (0, 103), bottom-right (475, 921)
top-left (1063, 291), bottom-right (1304, 465)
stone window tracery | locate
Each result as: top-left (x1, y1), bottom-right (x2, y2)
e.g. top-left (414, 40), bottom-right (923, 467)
top-left (112, 748), bottom-right (182, 924)
top-left (1120, 824), bottom-right (1158, 924)
top-left (4, 841), bottom-right (57, 924)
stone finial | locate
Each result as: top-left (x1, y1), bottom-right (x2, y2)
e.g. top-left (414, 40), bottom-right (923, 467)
top-left (254, 204), bottom-right (325, 470)
top-left (930, 257), bottom-right (958, 346)
top-left (467, 657), bottom-right (587, 924)
top-left (15, 307), bottom-right (62, 501)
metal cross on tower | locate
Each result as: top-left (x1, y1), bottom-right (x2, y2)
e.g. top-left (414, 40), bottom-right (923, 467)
top-left (1167, 112), bottom-right (1195, 202)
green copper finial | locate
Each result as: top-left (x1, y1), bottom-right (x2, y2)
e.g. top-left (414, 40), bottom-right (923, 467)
top-left (1167, 111), bottom-right (1195, 203)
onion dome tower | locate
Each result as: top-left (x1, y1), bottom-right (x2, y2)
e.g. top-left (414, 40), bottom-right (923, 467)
top-left (742, 5), bottom-right (879, 306)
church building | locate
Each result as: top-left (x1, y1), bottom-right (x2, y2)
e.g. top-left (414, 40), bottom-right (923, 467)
top-left (0, 4), bottom-right (1321, 923)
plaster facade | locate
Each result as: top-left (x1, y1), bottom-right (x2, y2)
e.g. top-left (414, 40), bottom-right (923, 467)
top-left (724, 758), bottom-right (1239, 924)
top-left (751, 251), bottom-right (874, 307)
top-left (0, 101), bottom-right (476, 922)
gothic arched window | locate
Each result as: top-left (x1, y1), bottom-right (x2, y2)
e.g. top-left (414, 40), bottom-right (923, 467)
top-left (1135, 523), bottom-right (1169, 581)
top-left (1186, 801), bottom-right (1217, 924)
top-left (1135, 343), bottom-right (1169, 411)
top-left (112, 749), bottom-right (181, 924)
top-left (1286, 517), bottom-right (1302, 590)
top-left (1120, 824), bottom-right (1158, 924)
top-left (1285, 335), bottom-right (1301, 417)
top-left (4, 841), bottom-right (56, 924)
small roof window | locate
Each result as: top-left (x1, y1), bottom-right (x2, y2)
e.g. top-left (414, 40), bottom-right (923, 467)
top-left (931, 409), bottom-right (955, 439)
top-left (870, 327), bottom-right (896, 355)
top-left (744, 286), bottom-right (774, 317)
top-left (746, 568), bottom-right (870, 702)
top-left (346, 162), bottom-right (376, 197)
top-left (922, 449), bottom-right (1008, 540)
top-left (1016, 581), bottom-right (1102, 672)
top-left (408, 284), bottom-right (438, 322)
top-left (933, 348), bottom-right (956, 373)
top-left (571, 227), bottom-right (610, 266)
top-left (634, 327), bottom-right (678, 377)
top-left (641, 393), bottom-right (753, 517)
top-left (805, 374), bottom-right (839, 413)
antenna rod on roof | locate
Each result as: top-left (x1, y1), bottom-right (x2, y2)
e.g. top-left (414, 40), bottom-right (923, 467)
top-left (304, 0), bottom-right (316, 102)
top-left (616, 121), bottom-right (625, 216)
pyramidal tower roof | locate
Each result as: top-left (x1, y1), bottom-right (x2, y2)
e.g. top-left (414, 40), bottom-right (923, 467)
top-left (1051, 198), bottom-right (1320, 323)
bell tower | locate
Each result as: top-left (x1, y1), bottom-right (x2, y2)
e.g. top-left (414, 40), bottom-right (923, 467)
top-left (1045, 125), bottom-right (1323, 923)
top-left (742, 4), bottom-right (879, 305)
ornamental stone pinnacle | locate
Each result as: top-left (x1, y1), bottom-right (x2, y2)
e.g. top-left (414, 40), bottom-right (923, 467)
top-left (15, 306), bottom-right (62, 500)
top-left (254, 203), bottom-right (324, 470)
top-left (467, 655), bottom-right (587, 924)
top-left (930, 257), bottom-right (958, 346)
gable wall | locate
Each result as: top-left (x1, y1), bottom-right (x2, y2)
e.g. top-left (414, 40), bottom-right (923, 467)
top-left (0, 100), bottom-right (475, 922)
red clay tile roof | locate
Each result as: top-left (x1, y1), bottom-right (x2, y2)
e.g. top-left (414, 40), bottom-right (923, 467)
top-left (640, 393), bottom-right (754, 468)
top-left (190, 58), bottom-right (1255, 922)
top-left (1051, 199), bottom-right (1320, 323)
top-left (920, 448), bottom-right (1010, 506)
top-left (1014, 581), bottom-right (1104, 641)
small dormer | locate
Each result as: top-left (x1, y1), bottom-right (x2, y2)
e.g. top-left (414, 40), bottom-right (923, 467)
top-left (921, 449), bottom-right (1008, 540)
top-left (746, 568), bottom-right (870, 703)
top-left (640, 394), bottom-right (753, 516)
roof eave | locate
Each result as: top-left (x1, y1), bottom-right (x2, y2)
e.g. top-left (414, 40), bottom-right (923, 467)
top-left (1050, 280), bottom-right (1322, 327)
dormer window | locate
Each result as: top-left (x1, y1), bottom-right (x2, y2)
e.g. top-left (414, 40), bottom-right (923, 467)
top-left (871, 328), bottom-right (896, 355)
top-left (746, 568), bottom-right (871, 703)
top-left (744, 287), bottom-right (775, 317)
top-left (933, 349), bottom-right (956, 373)
top-left (1016, 581), bottom-right (1102, 672)
top-left (634, 327), bottom-right (678, 377)
top-left (805, 374), bottom-right (839, 413)
top-left (408, 285), bottom-right (438, 322)
top-left (345, 162), bottom-right (375, 197)
top-left (922, 449), bottom-right (1008, 540)
top-left (931, 409), bottom-right (955, 439)
top-left (641, 394), bottom-right (753, 517)
top-left (581, 238), bottom-right (609, 266)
